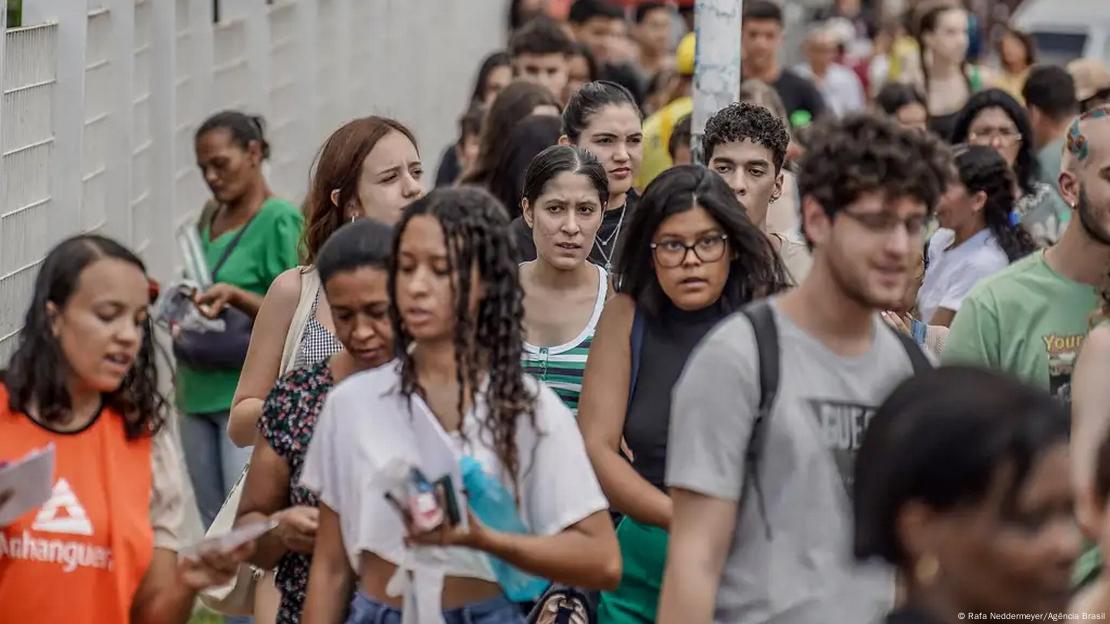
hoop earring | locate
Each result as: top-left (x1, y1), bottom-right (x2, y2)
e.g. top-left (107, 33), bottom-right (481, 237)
top-left (914, 554), bottom-right (940, 586)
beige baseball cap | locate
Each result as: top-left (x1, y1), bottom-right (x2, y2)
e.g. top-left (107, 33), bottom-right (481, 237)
top-left (1068, 58), bottom-right (1110, 102)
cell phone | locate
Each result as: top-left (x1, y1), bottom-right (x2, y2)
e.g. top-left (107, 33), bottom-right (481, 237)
top-left (406, 468), bottom-right (444, 533)
top-left (435, 475), bottom-right (461, 526)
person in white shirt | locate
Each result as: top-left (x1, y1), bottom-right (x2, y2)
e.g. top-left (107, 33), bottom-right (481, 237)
top-left (299, 187), bottom-right (620, 624)
top-left (918, 145), bottom-right (1037, 327)
top-left (795, 25), bottom-right (866, 118)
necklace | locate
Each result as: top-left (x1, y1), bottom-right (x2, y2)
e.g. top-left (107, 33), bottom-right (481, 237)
top-left (595, 204), bottom-right (627, 273)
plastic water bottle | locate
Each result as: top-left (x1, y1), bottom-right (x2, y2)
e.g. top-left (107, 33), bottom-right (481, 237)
top-left (459, 456), bottom-right (549, 601)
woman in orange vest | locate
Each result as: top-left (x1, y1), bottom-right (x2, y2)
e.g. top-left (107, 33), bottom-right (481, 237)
top-left (0, 234), bottom-right (253, 624)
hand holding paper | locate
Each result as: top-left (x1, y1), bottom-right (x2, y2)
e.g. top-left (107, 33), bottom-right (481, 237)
top-left (0, 444), bottom-right (55, 527)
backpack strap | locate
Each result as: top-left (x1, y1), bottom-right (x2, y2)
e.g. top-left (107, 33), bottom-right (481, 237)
top-left (739, 299), bottom-right (780, 540)
top-left (626, 307), bottom-right (646, 411)
top-left (887, 324), bottom-right (933, 374)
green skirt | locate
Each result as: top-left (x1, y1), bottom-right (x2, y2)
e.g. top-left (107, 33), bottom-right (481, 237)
top-left (597, 517), bottom-right (669, 624)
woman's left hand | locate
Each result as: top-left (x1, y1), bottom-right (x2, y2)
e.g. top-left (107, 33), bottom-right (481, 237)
top-left (176, 540), bottom-right (255, 591)
top-left (405, 508), bottom-right (490, 550)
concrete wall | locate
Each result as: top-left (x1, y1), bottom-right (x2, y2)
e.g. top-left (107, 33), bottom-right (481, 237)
top-left (0, 0), bottom-right (509, 364)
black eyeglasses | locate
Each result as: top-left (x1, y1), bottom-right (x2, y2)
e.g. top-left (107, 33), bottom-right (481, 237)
top-left (650, 234), bottom-right (729, 268)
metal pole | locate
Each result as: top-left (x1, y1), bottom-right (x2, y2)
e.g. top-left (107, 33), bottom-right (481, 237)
top-left (691, 0), bottom-right (743, 164)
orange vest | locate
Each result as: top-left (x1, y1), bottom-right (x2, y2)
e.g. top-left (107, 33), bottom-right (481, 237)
top-left (0, 384), bottom-right (154, 624)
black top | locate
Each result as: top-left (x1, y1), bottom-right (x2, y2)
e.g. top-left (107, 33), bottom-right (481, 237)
top-left (511, 191), bottom-right (638, 268)
top-left (769, 68), bottom-right (827, 125)
top-left (435, 145), bottom-right (462, 188)
top-left (623, 299), bottom-right (730, 491)
top-left (929, 111), bottom-right (962, 144)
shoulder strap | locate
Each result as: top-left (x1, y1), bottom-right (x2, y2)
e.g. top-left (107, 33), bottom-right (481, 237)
top-left (626, 307), bottom-right (646, 411)
top-left (739, 299), bottom-right (780, 540)
top-left (198, 200), bottom-right (220, 234)
top-left (279, 267), bottom-right (319, 376)
top-left (889, 324), bottom-right (933, 374)
top-left (210, 208), bottom-right (262, 282)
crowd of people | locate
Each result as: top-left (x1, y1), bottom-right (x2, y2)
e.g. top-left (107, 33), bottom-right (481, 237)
top-left (2, 1), bottom-right (1110, 623)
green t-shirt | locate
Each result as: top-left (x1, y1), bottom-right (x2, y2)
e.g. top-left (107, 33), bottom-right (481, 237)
top-left (943, 250), bottom-right (1099, 400)
top-left (176, 197), bottom-right (304, 415)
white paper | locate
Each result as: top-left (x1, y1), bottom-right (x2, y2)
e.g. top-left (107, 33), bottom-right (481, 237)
top-left (180, 518), bottom-right (278, 560)
top-left (0, 444), bottom-right (56, 526)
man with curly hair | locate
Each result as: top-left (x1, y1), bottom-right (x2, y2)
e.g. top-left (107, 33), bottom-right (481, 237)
top-left (704, 101), bottom-right (811, 282)
top-left (658, 113), bottom-right (950, 624)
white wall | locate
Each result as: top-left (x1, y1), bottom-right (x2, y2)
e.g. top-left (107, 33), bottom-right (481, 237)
top-left (0, 0), bottom-right (508, 364)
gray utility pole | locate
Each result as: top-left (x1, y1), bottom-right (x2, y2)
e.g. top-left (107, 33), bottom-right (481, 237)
top-left (691, 0), bottom-right (743, 164)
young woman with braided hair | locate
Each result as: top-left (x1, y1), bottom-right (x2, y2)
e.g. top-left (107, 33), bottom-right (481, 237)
top-left (299, 187), bottom-right (619, 624)
top-left (917, 145), bottom-right (1036, 327)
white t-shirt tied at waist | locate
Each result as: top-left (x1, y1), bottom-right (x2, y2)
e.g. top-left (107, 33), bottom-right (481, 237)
top-left (300, 361), bottom-right (608, 624)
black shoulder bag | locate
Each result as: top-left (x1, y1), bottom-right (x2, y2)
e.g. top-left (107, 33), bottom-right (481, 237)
top-left (171, 209), bottom-right (259, 371)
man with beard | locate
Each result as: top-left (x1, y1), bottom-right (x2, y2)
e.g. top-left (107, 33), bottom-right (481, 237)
top-left (944, 106), bottom-right (1110, 401)
top-left (657, 114), bottom-right (949, 624)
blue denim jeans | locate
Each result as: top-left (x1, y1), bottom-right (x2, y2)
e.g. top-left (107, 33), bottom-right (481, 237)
top-left (179, 409), bottom-right (252, 529)
top-left (345, 593), bottom-right (525, 624)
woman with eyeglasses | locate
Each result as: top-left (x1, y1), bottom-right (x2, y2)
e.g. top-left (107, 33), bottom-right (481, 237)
top-left (950, 89), bottom-right (1071, 247)
top-left (578, 166), bottom-right (788, 624)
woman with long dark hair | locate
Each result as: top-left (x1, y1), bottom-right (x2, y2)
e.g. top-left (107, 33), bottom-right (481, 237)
top-left (917, 145), bottom-right (1036, 327)
top-left (512, 81), bottom-right (645, 271)
top-left (910, 0), bottom-right (989, 139)
top-left (299, 188), bottom-right (620, 623)
top-left (579, 166), bottom-right (787, 623)
top-left (951, 89), bottom-right (1071, 247)
top-left (855, 367), bottom-right (1079, 624)
top-left (461, 81), bottom-right (562, 189)
top-left (435, 52), bottom-right (513, 186)
top-left (0, 235), bottom-right (252, 623)
top-left (488, 115), bottom-right (564, 216)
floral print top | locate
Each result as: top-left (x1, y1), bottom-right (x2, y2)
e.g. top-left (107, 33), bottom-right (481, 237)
top-left (259, 359), bottom-right (335, 624)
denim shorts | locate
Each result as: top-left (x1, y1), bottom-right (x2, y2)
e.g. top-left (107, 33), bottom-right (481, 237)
top-left (345, 592), bottom-right (525, 624)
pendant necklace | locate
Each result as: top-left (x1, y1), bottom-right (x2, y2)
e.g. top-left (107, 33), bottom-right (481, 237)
top-left (595, 203), bottom-right (627, 273)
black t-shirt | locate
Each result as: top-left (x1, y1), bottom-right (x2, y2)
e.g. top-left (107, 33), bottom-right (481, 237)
top-left (770, 68), bottom-right (827, 126)
top-left (510, 191), bottom-right (638, 268)
top-left (435, 145), bottom-right (461, 188)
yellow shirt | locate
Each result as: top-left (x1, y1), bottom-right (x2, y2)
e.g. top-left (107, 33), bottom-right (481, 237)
top-left (636, 96), bottom-right (693, 191)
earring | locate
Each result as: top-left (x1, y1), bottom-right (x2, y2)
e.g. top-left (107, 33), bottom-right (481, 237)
top-left (914, 554), bottom-right (940, 586)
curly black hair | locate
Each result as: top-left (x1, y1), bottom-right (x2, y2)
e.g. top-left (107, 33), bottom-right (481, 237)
top-left (3, 235), bottom-right (166, 439)
top-left (703, 101), bottom-right (791, 170)
top-left (388, 188), bottom-right (536, 494)
top-left (950, 89), bottom-right (1039, 196)
top-left (798, 113), bottom-right (951, 229)
top-left (615, 165), bottom-right (789, 315)
top-left (951, 145), bottom-right (1036, 262)
top-left (509, 15), bottom-right (575, 59)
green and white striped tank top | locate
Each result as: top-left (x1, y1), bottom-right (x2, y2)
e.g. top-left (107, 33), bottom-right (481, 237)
top-left (522, 265), bottom-right (608, 416)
